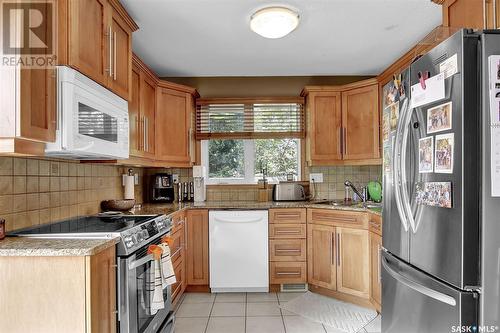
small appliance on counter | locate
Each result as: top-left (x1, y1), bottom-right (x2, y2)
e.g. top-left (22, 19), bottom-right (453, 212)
top-left (272, 182), bottom-right (306, 201)
top-left (148, 173), bottom-right (175, 203)
top-left (193, 166), bottom-right (206, 202)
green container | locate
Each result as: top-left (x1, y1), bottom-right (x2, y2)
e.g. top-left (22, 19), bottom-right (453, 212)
top-left (367, 181), bottom-right (382, 202)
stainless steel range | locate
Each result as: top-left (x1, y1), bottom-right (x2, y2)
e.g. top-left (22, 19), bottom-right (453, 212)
top-left (10, 214), bottom-right (175, 333)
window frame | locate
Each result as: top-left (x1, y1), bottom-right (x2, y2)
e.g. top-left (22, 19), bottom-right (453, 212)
top-left (201, 139), bottom-right (302, 185)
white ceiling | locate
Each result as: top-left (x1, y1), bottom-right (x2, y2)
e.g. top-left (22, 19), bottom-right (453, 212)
top-left (121, 0), bottom-right (442, 77)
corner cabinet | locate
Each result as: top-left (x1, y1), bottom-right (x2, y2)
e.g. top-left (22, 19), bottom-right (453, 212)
top-left (0, 246), bottom-right (116, 333)
top-left (441, 0), bottom-right (500, 30)
top-left (302, 79), bottom-right (381, 166)
top-left (155, 83), bottom-right (198, 167)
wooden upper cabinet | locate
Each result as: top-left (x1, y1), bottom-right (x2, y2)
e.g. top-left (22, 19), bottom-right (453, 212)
top-left (108, 5), bottom-right (133, 100)
top-left (156, 84), bottom-right (197, 166)
top-left (129, 64), bottom-right (142, 157)
top-left (336, 227), bottom-right (370, 299)
top-left (67, 0), bottom-right (109, 87)
top-left (186, 209), bottom-right (209, 285)
top-left (64, 0), bottom-right (137, 100)
top-left (302, 79), bottom-right (381, 165)
top-left (341, 83), bottom-right (380, 160)
top-left (306, 91), bottom-right (342, 163)
top-left (441, 0), bottom-right (497, 29)
top-left (141, 73), bottom-right (156, 158)
top-left (307, 224), bottom-right (337, 290)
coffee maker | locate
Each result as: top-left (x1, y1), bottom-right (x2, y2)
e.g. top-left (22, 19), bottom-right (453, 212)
top-left (193, 166), bottom-right (206, 202)
top-left (149, 173), bottom-right (174, 203)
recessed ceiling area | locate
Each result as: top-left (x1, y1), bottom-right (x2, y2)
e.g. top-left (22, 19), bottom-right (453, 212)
top-left (121, 0), bottom-right (441, 77)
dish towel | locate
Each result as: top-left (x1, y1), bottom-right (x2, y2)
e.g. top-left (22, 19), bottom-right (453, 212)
top-left (158, 243), bottom-right (177, 289)
top-left (147, 245), bottom-right (165, 315)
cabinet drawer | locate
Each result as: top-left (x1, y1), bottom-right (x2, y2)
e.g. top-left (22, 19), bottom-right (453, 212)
top-left (269, 224), bottom-right (306, 239)
top-left (170, 227), bottom-right (184, 263)
top-left (270, 262), bottom-right (307, 284)
top-left (308, 208), bottom-right (367, 228)
top-left (269, 208), bottom-right (306, 224)
top-left (171, 212), bottom-right (186, 233)
top-left (270, 239), bottom-right (306, 261)
top-left (172, 256), bottom-right (185, 304)
top-left (369, 213), bottom-right (382, 236)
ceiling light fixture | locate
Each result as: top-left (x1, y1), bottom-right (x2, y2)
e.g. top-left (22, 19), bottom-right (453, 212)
top-left (250, 6), bottom-right (300, 39)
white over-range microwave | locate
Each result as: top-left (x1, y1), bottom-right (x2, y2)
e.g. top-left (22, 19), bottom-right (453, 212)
top-left (45, 66), bottom-right (129, 159)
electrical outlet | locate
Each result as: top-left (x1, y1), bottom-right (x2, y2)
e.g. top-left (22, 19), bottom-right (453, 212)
top-left (134, 174), bottom-right (139, 185)
top-left (172, 174), bottom-right (180, 184)
top-left (309, 173), bottom-right (323, 183)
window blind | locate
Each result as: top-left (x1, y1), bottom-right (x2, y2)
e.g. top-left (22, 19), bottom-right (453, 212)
top-left (195, 97), bottom-right (305, 140)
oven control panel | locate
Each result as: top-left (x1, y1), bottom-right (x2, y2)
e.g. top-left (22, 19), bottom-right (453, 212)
top-left (119, 215), bottom-right (172, 255)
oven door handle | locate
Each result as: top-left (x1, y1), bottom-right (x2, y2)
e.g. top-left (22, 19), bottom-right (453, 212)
top-left (129, 253), bottom-right (154, 270)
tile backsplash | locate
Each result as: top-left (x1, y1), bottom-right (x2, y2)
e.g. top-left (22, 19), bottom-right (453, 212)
top-left (305, 165), bottom-right (382, 200)
top-left (0, 157), bottom-right (144, 232)
top-left (147, 165), bottom-right (382, 202)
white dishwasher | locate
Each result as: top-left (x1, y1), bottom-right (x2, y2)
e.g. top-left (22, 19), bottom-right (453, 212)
top-left (209, 210), bottom-right (269, 292)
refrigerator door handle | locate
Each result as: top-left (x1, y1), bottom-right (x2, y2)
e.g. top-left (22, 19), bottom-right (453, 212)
top-left (382, 256), bottom-right (457, 307)
top-left (393, 98), bottom-right (409, 232)
top-left (399, 99), bottom-right (417, 233)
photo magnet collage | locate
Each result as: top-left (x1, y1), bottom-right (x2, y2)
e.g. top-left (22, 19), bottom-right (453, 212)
top-left (417, 101), bottom-right (454, 208)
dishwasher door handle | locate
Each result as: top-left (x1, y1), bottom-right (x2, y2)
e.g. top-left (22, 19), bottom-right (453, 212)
top-left (214, 217), bottom-right (263, 224)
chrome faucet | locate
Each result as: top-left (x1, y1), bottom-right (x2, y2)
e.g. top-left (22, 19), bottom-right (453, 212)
top-left (344, 180), bottom-right (367, 204)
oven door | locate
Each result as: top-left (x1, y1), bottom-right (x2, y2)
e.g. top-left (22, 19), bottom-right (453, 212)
top-left (118, 250), bottom-right (173, 333)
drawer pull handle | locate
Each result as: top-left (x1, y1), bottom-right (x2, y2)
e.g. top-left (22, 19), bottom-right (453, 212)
top-left (275, 249), bottom-right (301, 253)
top-left (171, 247), bottom-right (183, 258)
top-left (276, 271), bottom-right (301, 276)
top-left (275, 230), bottom-right (300, 234)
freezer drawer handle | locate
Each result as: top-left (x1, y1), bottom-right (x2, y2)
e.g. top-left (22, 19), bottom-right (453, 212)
top-left (381, 257), bottom-right (456, 306)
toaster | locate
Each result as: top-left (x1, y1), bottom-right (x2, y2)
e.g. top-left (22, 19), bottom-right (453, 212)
top-left (273, 183), bottom-right (307, 201)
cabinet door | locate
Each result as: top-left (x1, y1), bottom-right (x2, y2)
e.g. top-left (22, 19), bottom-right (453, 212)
top-left (108, 6), bottom-right (132, 100)
top-left (129, 65), bottom-right (142, 156)
top-left (186, 209), bottom-right (209, 285)
top-left (156, 88), bottom-right (192, 164)
top-left (336, 227), bottom-right (369, 299)
top-left (341, 84), bottom-right (380, 160)
top-left (89, 246), bottom-right (116, 333)
top-left (442, 0), bottom-right (486, 29)
top-left (19, 68), bottom-right (56, 142)
top-left (18, 1), bottom-right (56, 143)
top-left (68, 0), bottom-right (109, 86)
top-left (141, 73), bottom-right (156, 158)
top-left (307, 224), bottom-right (336, 290)
top-left (370, 232), bottom-right (382, 309)
top-left (308, 92), bottom-right (342, 163)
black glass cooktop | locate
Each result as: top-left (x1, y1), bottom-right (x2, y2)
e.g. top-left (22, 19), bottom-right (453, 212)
top-left (10, 215), bottom-right (156, 235)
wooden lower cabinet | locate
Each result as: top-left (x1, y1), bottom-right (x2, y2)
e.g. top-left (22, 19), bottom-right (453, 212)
top-left (0, 246), bottom-right (116, 333)
top-left (307, 223), bottom-right (337, 290)
top-left (370, 232), bottom-right (382, 310)
top-left (307, 209), bottom-right (371, 302)
top-left (186, 209), bottom-right (209, 286)
top-left (336, 227), bottom-right (370, 299)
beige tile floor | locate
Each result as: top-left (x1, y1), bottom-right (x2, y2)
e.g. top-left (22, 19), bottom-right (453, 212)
top-left (173, 292), bottom-right (381, 333)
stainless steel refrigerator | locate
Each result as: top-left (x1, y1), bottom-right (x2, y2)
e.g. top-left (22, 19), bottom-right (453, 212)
top-left (381, 29), bottom-right (500, 333)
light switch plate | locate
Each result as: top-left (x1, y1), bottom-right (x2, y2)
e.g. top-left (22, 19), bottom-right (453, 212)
top-left (309, 173), bottom-right (323, 183)
top-left (172, 174), bottom-right (180, 184)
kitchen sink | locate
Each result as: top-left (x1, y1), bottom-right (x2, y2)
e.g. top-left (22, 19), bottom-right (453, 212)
top-left (314, 200), bottom-right (382, 210)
